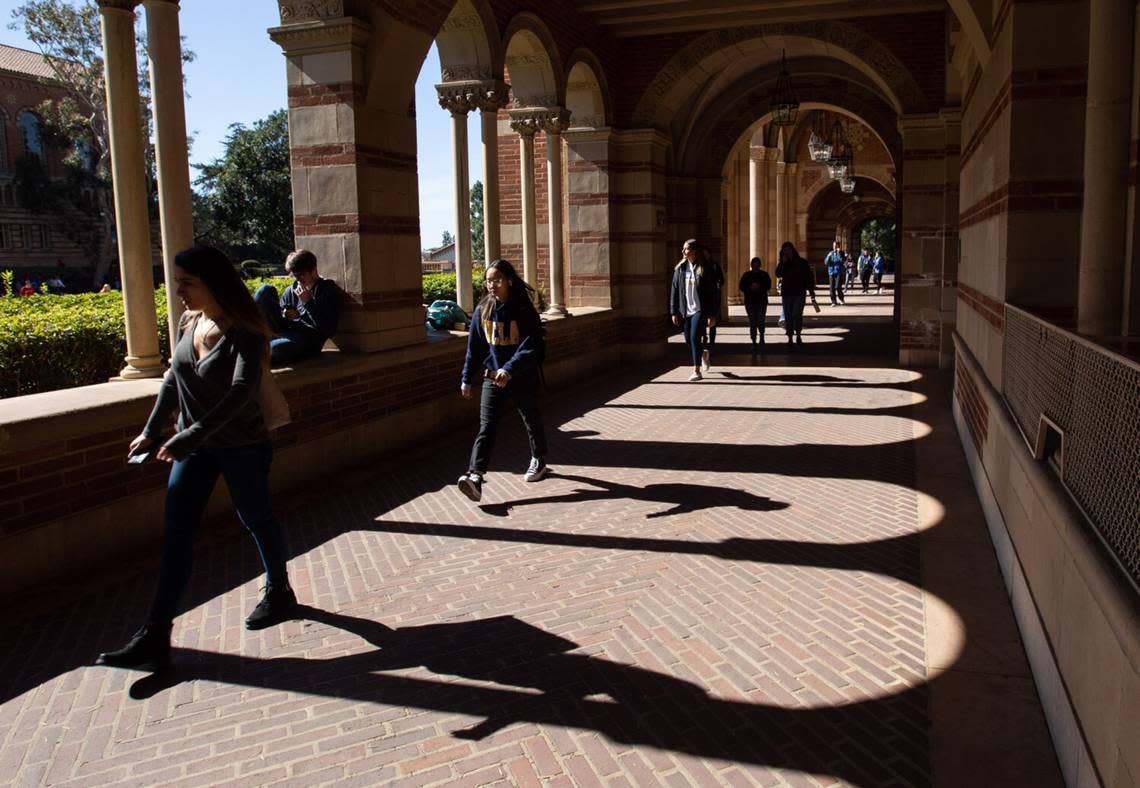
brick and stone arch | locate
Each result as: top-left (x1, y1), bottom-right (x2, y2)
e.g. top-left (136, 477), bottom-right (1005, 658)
top-left (502, 13), bottom-right (563, 109)
top-left (629, 20), bottom-right (930, 131)
top-left (435, 0), bottom-right (502, 83)
top-left (564, 50), bottom-right (611, 130)
top-left (807, 177), bottom-right (896, 266)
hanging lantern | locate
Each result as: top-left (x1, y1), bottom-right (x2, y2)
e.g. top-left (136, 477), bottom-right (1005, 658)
top-left (840, 176), bottom-right (855, 194)
top-left (807, 113), bottom-right (832, 162)
top-left (769, 50), bottom-right (799, 127)
top-left (826, 118), bottom-right (853, 179)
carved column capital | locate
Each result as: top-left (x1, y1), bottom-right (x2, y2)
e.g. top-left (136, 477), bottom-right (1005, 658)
top-left (475, 81), bottom-right (510, 113)
top-left (509, 107), bottom-right (570, 137)
top-left (97, 0), bottom-right (139, 10)
top-left (436, 83), bottom-right (477, 116)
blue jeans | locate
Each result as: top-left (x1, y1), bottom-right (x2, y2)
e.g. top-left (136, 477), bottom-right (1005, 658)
top-left (744, 303), bottom-right (766, 345)
top-left (255, 284), bottom-right (324, 365)
top-left (681, 312), bottom-right (707, 368)
top-left (148, 442), bottom-right (289, 624)
top-left (782, 294), bottom-right (806, 337)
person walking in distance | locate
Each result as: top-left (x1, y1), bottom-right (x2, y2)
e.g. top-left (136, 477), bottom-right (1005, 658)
top-left (844, 250), bottom-right (856, 291)
top-left (457, 259), bottom-right (550, 503)
top-left (697, 245), bottom-right (725, 372)
top-left (669, 239), bottom-right (720, 381)
top-left (96, 245), bottom-right (296, 672)
top-left (824, 241), bottom-right (846, 306)
top-left (738, 256), bottom-right (772, 354)
top-left (858, 247), bottom-right (872, 293)
top-left (775, 241), bottom-right (816, 349)
top-left (872, 249), bottom-right (886, 294)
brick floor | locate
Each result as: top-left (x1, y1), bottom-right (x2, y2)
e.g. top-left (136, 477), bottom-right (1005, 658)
top-left (0, 312), bottom-right (1061, 787)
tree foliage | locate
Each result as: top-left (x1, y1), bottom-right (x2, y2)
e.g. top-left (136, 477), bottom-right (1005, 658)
top-left (193, 110), bottom-right (293, 263)
top-left (440, 230), bottom-right (454, 248)
top-left (9, 0), bottom-right (195, 284)
top-left (860, 217), bottom-right (897, 261)
top-left (470, 180), bottom-right (484, 263)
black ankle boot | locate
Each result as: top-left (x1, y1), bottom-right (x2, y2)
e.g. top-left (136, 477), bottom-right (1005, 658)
top-left (96, 623), bottom-right (172, 671)
top-left (245, 585), bottom-right (297, 630)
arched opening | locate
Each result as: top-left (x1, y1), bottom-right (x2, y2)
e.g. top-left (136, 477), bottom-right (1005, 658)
top-left (18, 110), bottom-right (43, 159)
top-left (565, 58), bottom-right (608, 130)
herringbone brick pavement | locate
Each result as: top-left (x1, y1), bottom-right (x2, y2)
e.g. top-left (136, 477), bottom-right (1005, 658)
top-left (0, 338), bottom-right (1055, 787)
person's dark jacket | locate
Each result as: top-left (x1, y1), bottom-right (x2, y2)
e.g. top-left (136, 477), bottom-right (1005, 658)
top-left (776, 256), bottom-right (816, 299)
top-left (279, 277), bottom-right (341, 340)
top-left (462, 293), bottom-right (542, 386)
top-left (738, 269), bottom-right (772, 305)
top-left (668, 260), bottom-right (721, 317)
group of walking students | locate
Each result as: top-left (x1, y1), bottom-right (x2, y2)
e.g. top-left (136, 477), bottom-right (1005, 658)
top-left (96, 238), bottom-right (849, 670)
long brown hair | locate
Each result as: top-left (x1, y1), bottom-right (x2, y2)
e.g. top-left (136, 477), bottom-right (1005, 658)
top-left (682, 238), bottom-right (703, 277)
top-left (176, 245), bottom-right (272, 341)
top-left (478, 258), bottom-right (536, 314)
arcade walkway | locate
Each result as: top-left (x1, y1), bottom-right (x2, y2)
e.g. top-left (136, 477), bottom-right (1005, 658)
top-left (0, 306), bottom-right (1062, 787)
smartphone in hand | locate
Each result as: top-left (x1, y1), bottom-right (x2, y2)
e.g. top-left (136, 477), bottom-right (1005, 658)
top-left (127, 449), bottom-right (152, 465)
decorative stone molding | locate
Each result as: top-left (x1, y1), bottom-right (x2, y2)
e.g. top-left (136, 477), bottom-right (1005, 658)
top-left (538, 110), bottom-right (571, 136)
top-left (441, 64), bottom-right (494, 82)
top-left (512, 92), bottom-right (558, 110)
top-left (439, 13), bottom-right (481, 32)
top-left (269, 15), bottom-right (371, 55)
top-left (476, 82), bottom-right (510, 113)
top-left (278, 0), bottom-right (343, 24)
top-left (96, 0), bottom-right (138, 10)
top-left (568, 114), bottom-right (606, 130)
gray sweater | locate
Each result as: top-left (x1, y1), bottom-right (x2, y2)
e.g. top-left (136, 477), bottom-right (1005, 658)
top-left (143, 315), bottom-right (268, 457)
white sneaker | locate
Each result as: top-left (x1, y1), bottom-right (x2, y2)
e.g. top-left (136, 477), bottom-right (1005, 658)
top-left (458, 473), bottom-right (483, 502)
top-left (688, 370), bottom-right (702, 381)
top-left (524, 457), bottom-right (549, 482)
top-left (701, 350), bottom-right (710, 371)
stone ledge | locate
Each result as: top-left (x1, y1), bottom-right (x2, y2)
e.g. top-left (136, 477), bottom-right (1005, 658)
top-left (0, 307), bottom-right (618, 458)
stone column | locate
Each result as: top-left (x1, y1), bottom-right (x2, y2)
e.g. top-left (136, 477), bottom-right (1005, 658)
top-left (99, 0), bottom-right (162, 379)
top-left (144, 0), bottom-right (192, 349)
top-left (510, 114), bottom-right (541, 288)
top-left (749, 146), bottom-right (767, 260)
top-left (1077, 0), bottom-right (1135, 337)
top-left (541, 111), bottom-right (570, 315)
top-left (478, 83), bottom-right (509, 267)
top-left (898, 110), bottom-right (961, 368)
top-left (437, 85), bottom-right (476, 313)
top-left (775, 161), bottom-right (787, 252)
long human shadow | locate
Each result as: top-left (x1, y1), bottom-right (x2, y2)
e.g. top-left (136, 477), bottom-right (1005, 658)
top-left (128, 607), bottom-right (931, 787)
top-left (369, 519), bottom-right (920, 583)
top-left (599, 402), bottom-right (920, 419)
top-left (478, 472), bottom-right (790, 519)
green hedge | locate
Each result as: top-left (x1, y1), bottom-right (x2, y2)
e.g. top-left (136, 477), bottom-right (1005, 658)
top-left (423, 269), bottom-right (485, 304)
top-left (0, 277), bottom-right (290, 399)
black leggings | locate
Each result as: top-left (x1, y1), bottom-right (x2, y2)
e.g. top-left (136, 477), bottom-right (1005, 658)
top-left (469, 375), bottom-right (547, 474)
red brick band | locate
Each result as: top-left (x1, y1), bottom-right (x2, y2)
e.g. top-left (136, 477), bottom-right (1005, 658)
top-left (955, 351), bottom-right (989, 454)
top-left (957, 281), bottom-right (1005, 330)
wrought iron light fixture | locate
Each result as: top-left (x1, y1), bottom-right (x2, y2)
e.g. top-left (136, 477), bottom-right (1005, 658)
top-left (807, 112), bottom-right (832, 162)
top-left (826, 118), bottom-right (853, 179)
top-left (840, 176), bottom-right (856, 194)
top-left (770, 50), bottom-right (799, 127)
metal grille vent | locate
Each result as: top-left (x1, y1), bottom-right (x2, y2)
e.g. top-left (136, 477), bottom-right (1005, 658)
top-left (1003, 306), bottom-right (1140, 590)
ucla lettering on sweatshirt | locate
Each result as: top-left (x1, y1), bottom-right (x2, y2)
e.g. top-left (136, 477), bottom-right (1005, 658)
top-left (461, 296), bottom-right (542, 385)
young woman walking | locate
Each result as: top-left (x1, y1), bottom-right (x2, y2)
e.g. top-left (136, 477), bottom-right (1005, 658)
top-left (97, 245), bottom-right (295, 672)
top-left (774, 241), bottom-right (816, 348)
top-left (738, 256), bottom-right (772, 352)
top-left (457, 259), bottom-right (550, 503)
top-left (669, 239), bottom-right (720, 381)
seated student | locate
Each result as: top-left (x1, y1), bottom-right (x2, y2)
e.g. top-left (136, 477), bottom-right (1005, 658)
top-left (255, 249), bottom-right (341, 365)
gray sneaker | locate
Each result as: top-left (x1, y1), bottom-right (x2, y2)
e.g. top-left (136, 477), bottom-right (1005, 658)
top-left (458, 472), bottom-right (483, 501)
top-left (524, 458), bottom-right (550, 482)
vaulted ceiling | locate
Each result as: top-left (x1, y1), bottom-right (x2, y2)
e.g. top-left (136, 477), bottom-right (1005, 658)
top-left (569, 0), bottom-right (946, 37)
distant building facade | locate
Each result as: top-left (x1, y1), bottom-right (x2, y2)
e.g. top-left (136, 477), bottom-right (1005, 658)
top-left (421, 241), bottom-right (455, 274)
top-left (0, 45), bottom-right (95, 278)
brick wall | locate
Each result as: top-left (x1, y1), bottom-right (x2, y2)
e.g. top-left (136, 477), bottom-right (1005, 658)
top-left (954, 348), bottom-right (988, 454)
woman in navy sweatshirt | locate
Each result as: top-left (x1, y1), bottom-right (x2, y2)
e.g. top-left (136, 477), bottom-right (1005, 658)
top-left (457, 259), bottom-right (549, 502)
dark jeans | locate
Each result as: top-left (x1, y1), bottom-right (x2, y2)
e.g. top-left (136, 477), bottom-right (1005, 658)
top-left (681, 311), bottom-right (707, 368)
top-left (744, 302), bottom-right (766, 345)
top-left (828, 273), bottom-right (845, 304)
top-left (255, 284), bottom-right (324, 365)
top-left (469, 375), bottom-right (547, 474)
top-left (860, 271), bottom-right (871, 292)
top-left (782, 294), bottom-right (806, 337)
top-left (874, 272), bottom-right (884, 289)
top-left (148, 442), bottom-right (289, 625)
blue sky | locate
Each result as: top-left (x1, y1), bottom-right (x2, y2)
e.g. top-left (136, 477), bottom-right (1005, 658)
top-left (1, 1), bottom-right (475, 249)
